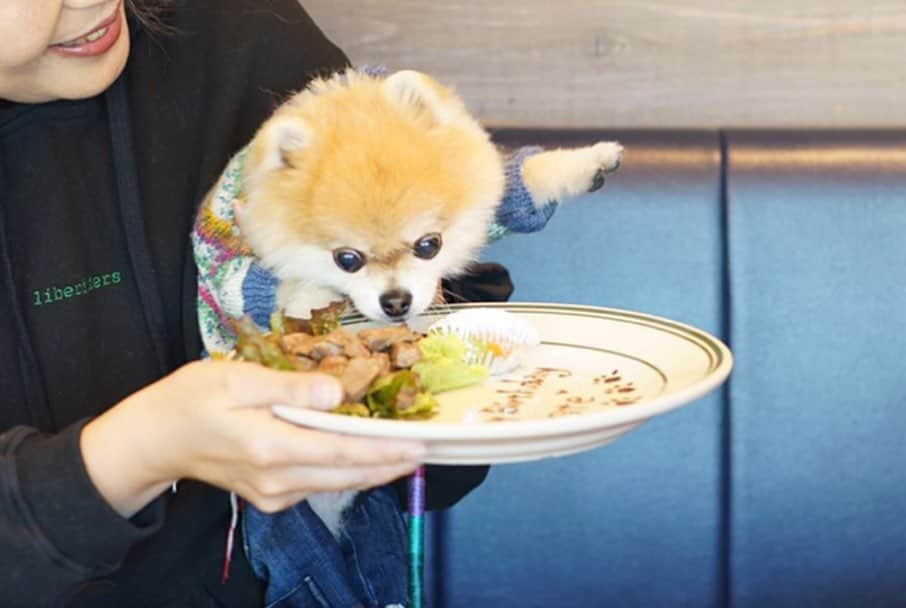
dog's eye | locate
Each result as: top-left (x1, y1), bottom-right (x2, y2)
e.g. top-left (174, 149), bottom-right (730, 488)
top-left (333, 248), bottom-right (366, 273)
top-left (413, 233), bottom-right (442, 260)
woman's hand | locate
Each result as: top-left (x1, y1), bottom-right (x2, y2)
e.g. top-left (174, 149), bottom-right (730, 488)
top-left (80, 360), bottom-right (426, 517)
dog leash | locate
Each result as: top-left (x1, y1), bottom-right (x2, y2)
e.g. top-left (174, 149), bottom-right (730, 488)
top-left (408, 465), bottom-right (426, 608)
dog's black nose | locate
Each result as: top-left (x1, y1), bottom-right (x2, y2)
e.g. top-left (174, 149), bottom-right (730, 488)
top-left (379, 289), bottom-right (412, 318)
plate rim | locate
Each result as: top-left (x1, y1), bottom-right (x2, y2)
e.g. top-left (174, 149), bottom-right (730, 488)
top-left (271, 302), bottom-right (733, 440)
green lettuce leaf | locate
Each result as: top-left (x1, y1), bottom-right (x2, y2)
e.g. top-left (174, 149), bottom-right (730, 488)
top-left (412, 334), bottom-right (489, 394)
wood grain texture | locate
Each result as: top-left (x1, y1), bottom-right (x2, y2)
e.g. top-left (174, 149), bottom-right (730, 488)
top-left (301, 0), bottom-right (906, 128)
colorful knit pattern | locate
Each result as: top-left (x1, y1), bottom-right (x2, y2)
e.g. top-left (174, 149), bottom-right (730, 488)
top-left (191, 146), bottom-right (279, 356)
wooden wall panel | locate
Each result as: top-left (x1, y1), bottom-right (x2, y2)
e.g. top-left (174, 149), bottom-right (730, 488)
top-left (301, 0), bottom-right (906, 128)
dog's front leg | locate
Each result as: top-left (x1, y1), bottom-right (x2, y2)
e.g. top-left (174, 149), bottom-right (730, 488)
top-left (276, 280), bottom-right (345, 319)
top-left (521, 141), bottom-right (623, 206)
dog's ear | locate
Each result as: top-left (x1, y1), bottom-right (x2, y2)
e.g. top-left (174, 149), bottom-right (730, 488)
top-left (382, 70), bottom-right (468, 127)
top-left (254, 113), bottom-right (311, 173)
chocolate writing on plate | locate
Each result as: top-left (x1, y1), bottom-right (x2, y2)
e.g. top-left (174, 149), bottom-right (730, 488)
top-left (479, 367), bottom-right (642, 422)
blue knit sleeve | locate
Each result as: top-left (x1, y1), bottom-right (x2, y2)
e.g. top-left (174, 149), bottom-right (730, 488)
top-left (489, 146), bottom-right (558, 240)
top-left (241, 262), bottom-right (280, 327)
top-left (358, 64), bottom-right (390, 78)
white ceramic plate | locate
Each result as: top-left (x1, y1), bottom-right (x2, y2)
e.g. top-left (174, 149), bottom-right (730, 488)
top-left (271, 303), bottom-right (733, 465)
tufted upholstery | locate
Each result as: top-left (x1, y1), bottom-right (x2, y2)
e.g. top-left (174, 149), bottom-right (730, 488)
top-left (724, 131), bottom-right (906, 608)
top-left (424, 130), bottom-right (906, 608)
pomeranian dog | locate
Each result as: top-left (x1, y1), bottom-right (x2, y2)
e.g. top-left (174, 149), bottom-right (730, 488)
top-left (193, 68), bottom-right (621, 535)
top-left (234, 68), bottom-right (620, 322)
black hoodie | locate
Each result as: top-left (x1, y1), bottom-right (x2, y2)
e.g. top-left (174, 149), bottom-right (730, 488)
top-left (0, 2), bottom-right (497, 605)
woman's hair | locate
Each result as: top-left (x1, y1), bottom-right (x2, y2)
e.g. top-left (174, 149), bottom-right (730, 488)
top-left (126, 0), bottom-right (174, 32)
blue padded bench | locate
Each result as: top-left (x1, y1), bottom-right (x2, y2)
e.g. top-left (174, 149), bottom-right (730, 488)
top-left (725, 131), bottom-right (906, 607)
top-left (422, 130), bottom-right (906, 608)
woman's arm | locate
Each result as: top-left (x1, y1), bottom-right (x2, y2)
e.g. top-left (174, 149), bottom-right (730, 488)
top-left (78, 361), bottom-right (425, 519)
top-left (0, 421), bottom-right (166, 606)
top-left (0, 362), bottom-right (425, 606)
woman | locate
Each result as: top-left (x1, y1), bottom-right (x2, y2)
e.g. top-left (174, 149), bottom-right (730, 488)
top-left (0, 1), bottom-right (499, 605)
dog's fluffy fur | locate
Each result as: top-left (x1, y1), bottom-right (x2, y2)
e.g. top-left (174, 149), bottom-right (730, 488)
top-left (237, 69), bottom-right (506, 324)
top-left (217, 69), bottom-right (622, 535)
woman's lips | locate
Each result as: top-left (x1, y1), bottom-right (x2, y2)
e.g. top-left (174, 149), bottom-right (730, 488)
top-left (49, 2), bottom-right (123, 58)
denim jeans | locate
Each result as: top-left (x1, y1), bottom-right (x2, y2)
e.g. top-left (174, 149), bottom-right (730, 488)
top-left (242, 485), bottom-right (411, 608)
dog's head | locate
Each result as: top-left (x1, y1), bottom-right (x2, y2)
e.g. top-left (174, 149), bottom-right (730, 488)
top-left (239, 70), bottom-right (505, 322)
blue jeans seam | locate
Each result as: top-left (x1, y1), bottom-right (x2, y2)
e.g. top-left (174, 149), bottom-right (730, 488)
top-left (261, 578), bottom-right (308, 608)
top-left (303, 576), bottom-right (333, 608)
top-left (346, 529), bottom-right (379, 606)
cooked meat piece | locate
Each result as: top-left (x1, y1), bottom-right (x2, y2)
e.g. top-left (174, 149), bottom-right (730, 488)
top-left (310, 339), bottom-right (344, 360)
top-left (342, 357), bottom-right (386, 402)
top-left (291, 356), bottom-right (317, 372)
top-left (374, 352), bottom-right (392, 377)
top-left (287, 330), bottom-right (364, 361)
top-left (281, 332), bottom-right (318, 357)
top-left (395, 383), bottom-right (419, 413)
top-left (390, 341), bottom-right (421, 369)
top-left (317, 355), bottom-right (349, 378)
top-left (322, 328), bottom-right (371, 358)
top-left (357, 325), bottom-right (419, 352)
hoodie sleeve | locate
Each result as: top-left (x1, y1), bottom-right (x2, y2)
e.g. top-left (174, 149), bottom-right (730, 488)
top-left (0, 421), bottom-right (164, 606)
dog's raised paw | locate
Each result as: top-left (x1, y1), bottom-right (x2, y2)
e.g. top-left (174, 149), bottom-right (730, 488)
top-left (589, 168), bottom-right (607, 192)
top-left (587, 142), bottom-right (623, 192)
top-left (593, 141), bottom-right (624, 171)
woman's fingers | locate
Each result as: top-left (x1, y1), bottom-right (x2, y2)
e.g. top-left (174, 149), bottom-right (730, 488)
top-left (151, 361), bottom-right (426, 510)
top-left (234, 410), bottom-right (426, 468)
top-left (224, 411), bottom-right (425, 511)
top-left (218, 360), bottom-right (344, 410)
top-left (236, 461), bottom-right (420, 513)
top-left (84, 359), bottom-right (425, 518)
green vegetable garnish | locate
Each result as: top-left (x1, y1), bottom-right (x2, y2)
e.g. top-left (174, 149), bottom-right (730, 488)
top-left (269, 301), bottom-right (348, 338)
top-left (308, 300), bottom-right (348, 335)
top-left (233, 316), bottom-right (297, 371)
top-left (364, 370), bottom-right (438, 420)
top-left (235, 310), bottom-right (495, 422)
top-left (412, 333), bottom-right (489, 393)
top-left (332, 403), bottom-right (372, 417)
